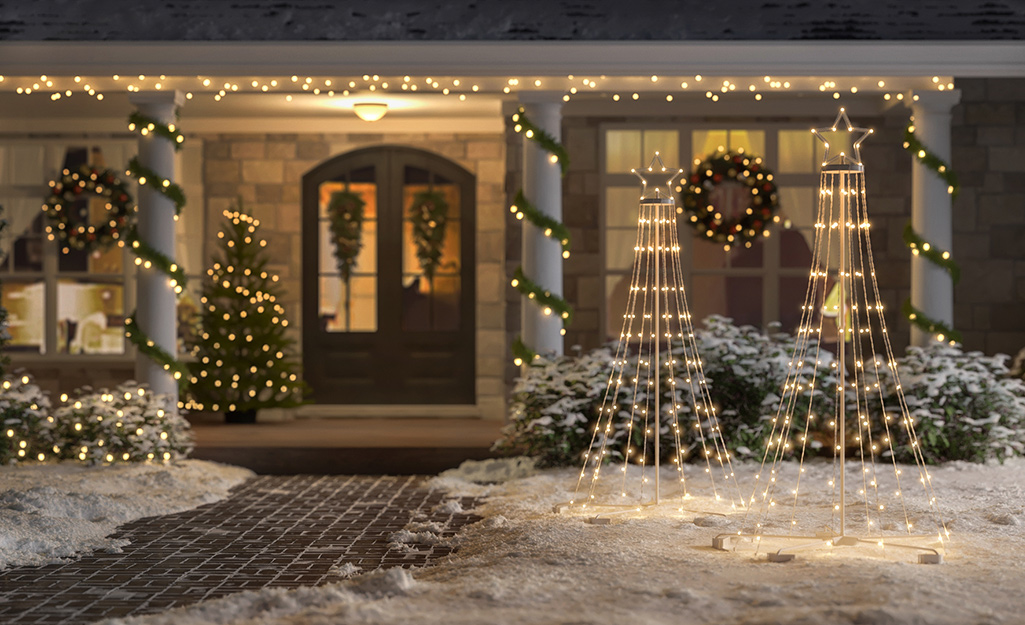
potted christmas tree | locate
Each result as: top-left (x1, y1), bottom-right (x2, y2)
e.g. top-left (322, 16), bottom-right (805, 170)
top-left (186, 202), bottom-right (306, 423)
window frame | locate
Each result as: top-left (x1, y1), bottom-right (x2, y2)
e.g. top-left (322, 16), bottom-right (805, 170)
top-left (599, 122), bottom-right (822, 339)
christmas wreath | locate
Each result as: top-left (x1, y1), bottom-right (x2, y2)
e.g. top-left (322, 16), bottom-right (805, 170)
top-left (409, 189), bottom-right (450, 290)
top-left (680, 149), bottom-right (780, 251)
top-left (326, 189), bottom-right (366, 331)
top-left (44, 165), bottom-right (134, 253)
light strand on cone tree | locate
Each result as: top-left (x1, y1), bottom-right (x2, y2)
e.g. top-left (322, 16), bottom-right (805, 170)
top-left (123, 110), bottom-right (190, 385)
top-left (510, 108), bottom-right (572, 366)
top-left (901, 117), bottom-right (961, 343)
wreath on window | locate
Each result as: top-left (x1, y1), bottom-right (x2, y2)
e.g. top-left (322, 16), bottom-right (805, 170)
top-left (409, 189), bottom-right (450, 292)
top-left (43, 165), bottom-right (134, 253)
top-left (680, 149), bottom-right (780, 251)
top-left (326, 189), bottom-right (366, 330)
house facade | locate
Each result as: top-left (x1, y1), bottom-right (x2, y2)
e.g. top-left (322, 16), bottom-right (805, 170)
top-left (1, 7), bottom-right (1024, 421)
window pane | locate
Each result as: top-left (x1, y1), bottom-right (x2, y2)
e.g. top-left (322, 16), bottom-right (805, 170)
top-left (729, 130), bottom-right (765, 160)
top-left (1, 199), bottom-right (45, 272)
top-left (605, 274), bottom-right (632, 340)
top-left (320, 275), bottom-right (376, 332)
top-left (780, 228), bottom-right (815, 269)
top-left (605, 186), bottom-right (641, 228)
top-left (729, 238), bottom-right (764, 268)
top-left (642, 130), bottom-right (679, 169)
top-left (606, 130), bottom-right (642, 173)
top-left (691, 237), bottom-right (727, 270)
top-left (690, 275), bottom-right (727, 326)
top-left (779, 276), bottom-right (811, 332)
top-left (605, 228), bottom-right (639, 272)
top-left (7, 145), bottom-right (45, 184)
top-left (2, 280), bottom-right (45, 353)
top-left (56, 280), bottom-right (124, 355)
top-left (779, 186), bottom-right (817, 257)
top-left (692, 130), bottom-right (728, 162)
top-left (318, 175), bottom-right (377, 333)
top-left (403, 274), bottom-right (460, 331)
top-left (778, 130), bottom-right (815, 173)
top-left (725, 276), bottom-right (762, 327)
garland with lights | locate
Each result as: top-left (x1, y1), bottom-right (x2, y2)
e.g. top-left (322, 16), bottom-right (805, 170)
top-left (409, 189), bottom-right (450, 290)
top-left (901, 119), bottom-right (962, 342)
top-left (124, 110), bottom-right (191, 384)
top-left (510, 108), bottom-right (572, 366)
top-left (43, 165), bottom-right (134, 253)
top-left (680, 149), bottom-right (780, 251)
top-left (326, 190), bottom-right (365, 331)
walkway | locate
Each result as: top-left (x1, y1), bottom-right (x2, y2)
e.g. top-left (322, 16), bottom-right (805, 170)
top-left (0, 475), bottom-right (481, 625)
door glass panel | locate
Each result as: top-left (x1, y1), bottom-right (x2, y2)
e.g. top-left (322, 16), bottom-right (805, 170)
top-left (402, 166), bottom-right (461, 331)
top-left (56, 279), bottom-right (124, 354)
top-left (1, 280), bottom-right (45, 353)
top-left (318, 167), bottom-right (377, 332)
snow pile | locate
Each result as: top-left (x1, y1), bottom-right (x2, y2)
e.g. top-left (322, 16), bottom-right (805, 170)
top-left (93, 457), bottom-right (1025, 625)
top-left (0, 460), bottom-right (251, 569)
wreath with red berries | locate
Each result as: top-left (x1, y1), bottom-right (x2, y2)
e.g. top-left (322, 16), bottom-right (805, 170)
top-left (44, 164), bottom-right (134, 253)
top-left (680, 149), bottom-right (780, 250)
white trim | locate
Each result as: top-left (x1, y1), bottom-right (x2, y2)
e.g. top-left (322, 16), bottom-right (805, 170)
top-left (1, 41), bottom-right (1024, 77)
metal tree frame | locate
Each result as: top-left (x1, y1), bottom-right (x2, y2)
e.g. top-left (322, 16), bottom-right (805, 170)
top-left (557, 153), bottom-right (743, 523)
top-left (713, 109), bottom-right (950, 564)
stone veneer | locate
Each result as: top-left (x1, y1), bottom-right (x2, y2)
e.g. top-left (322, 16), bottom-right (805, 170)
top-left (200, 131), bottom-right (507, 420)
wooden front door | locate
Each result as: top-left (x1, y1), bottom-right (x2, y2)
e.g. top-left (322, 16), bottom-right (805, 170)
top-left (302, 146), bottom-right (476, 405)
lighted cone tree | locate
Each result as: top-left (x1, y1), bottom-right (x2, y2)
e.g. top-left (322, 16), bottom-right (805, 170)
top-left (561, 154), bottom-right (743, 522)
top-left (185, 205), bottom-right (306, 422)
top-left (713, 109), bottom-right (949, 564)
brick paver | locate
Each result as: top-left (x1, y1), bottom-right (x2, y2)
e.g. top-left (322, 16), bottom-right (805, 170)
top-left (0, 475), bottom-right (480, 625)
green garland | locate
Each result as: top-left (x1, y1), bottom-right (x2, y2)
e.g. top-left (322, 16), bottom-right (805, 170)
top-left (510, 107), bottom-right (572, 366)
top-left (901, 119), bottom-right (962, 343)
top-left (124, 110), bottom-right (190, 386)
top-left (409, 189), bottom-right (450, 287)
top-left (43, 165), bottom-right (135, 253)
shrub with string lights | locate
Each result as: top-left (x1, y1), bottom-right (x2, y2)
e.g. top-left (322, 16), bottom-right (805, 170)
top-left (185, 204), bottom-right (306, 421)
top-left (53, 382), bottom-right (193, 464)
top-left (0, 374), bottom-right (55, 465)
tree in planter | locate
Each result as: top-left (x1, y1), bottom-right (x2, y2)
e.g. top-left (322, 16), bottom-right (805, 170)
top-left (326, 190), bottom-right (365, 331)
top-left (186, 205), bottom-right (306, 422)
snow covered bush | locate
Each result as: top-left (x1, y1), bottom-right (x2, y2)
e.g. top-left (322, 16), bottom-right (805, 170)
top-left (52, 382), bottom-right (194, 464)
top-left (0, 373), bottom-right (56, 464)
top-left (875, 343), bottom-right (1025, 464)
top-left (494, 346), bottom-right (623, 467)
top-left (496, 316), bottom-right (837, 467)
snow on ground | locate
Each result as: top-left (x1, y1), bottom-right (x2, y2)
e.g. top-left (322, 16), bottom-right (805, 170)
top-left (93, 456), bottom-right (1025, 625)
top-left (0, 460), bottom-right (252, 569)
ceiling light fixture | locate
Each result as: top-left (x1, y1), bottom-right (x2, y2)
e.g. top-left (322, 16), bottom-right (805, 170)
top-left (353, 102), bottom-right (388, 122)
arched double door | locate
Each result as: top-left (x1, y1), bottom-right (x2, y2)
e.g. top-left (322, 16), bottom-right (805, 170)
top-left (301, 147), bottom-right (476, 404)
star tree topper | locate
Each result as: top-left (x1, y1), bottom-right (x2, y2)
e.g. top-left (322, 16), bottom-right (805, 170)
top-left (812, 108), bottom-right (873, 169)
top-left (632, 152), bottom-right (683, 201)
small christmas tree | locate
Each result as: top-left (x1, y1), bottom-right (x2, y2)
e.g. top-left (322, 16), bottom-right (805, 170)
top-left (186, 204), bottom-right (305, 422)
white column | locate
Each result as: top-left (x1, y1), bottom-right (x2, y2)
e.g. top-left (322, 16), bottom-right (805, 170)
top-left (520, 95), bottom-right (565, 357)
top-left (130, 91), bottom-right (184, 402)
top-left (909, 89), bottom-right (961, 346)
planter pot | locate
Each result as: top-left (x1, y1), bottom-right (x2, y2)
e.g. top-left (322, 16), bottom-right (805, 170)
top-left (225, 409), bottom-right (257, 424)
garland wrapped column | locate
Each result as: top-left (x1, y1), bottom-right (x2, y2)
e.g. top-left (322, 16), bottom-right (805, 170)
top-left (904, 90), bottom-right (961, 345)
top-left (512, 99), bottom-right (571, 366)
top-left (127, 92), bottom-right (186, 403)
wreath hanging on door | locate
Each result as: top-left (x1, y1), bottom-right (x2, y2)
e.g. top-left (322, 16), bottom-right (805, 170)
top-left (43, 165), bottom-right (135, 254)
top-left (327, 189), bottom-right (366, 331)
top-left (680, 149), bottom-right (780, 251)
top-left (408, 189), bottom-right (450, 292)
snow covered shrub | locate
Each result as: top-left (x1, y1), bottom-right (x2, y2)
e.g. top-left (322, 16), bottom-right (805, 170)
top-left (0, 373), bottom-right (55, 464)
top-left (53, 382), bottom-right (194, 464)
top-left (494, 347), bottom-right (623, 467)
top-left (875, 344), bottom-right (1025, 464)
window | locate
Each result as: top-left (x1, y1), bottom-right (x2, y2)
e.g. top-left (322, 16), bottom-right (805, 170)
top-left (602, 125), bottom-right (824, 338)
top-left (0, 140), bottom-right (204, 357)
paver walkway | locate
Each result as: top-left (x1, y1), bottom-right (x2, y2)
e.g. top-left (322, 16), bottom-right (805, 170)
top-left (0, 475), bottom-right (481, 625)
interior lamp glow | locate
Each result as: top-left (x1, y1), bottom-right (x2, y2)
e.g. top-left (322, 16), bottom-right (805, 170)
top-left (353, 102), bottom-right (388, 122)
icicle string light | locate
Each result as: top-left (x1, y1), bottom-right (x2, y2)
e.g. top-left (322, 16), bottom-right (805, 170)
top-left (510, 107), bottom-right (572, 366)
top-left (123, 109), bottom-right (189, 388)
top-left (566, 154), bottom-right (743, 519)
top-left (717, 111), bottom-right (949, 563)
top-left (901, 117), bottom-right (961, 343)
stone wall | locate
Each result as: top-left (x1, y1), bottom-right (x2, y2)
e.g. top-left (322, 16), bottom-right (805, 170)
top-left (951, 77), bottom-right (1025, 355)
top-left (200, 130), bottom-right (508, 419)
